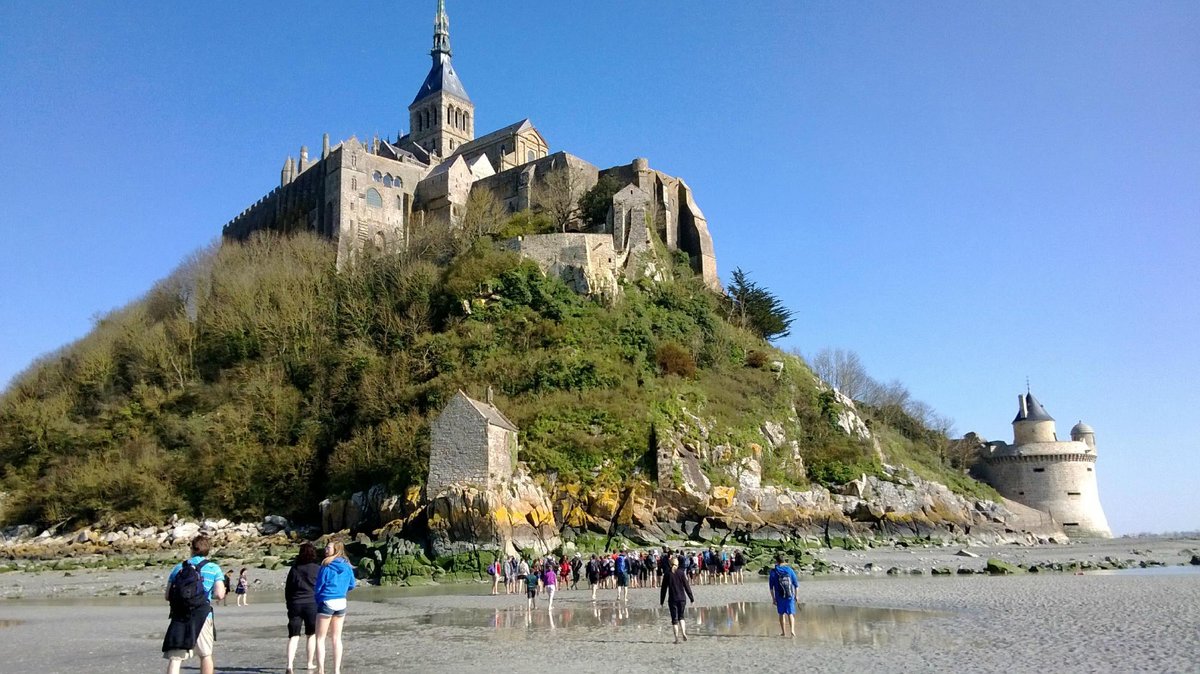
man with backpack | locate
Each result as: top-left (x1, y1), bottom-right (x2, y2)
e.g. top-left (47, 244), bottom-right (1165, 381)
top-left (163, 535), bottom-right (226, 674)
top-left (768, 553), bottom-right (800, 638)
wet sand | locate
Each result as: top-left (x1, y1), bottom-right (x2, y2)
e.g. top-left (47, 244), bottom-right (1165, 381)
top-left (1, 540), bottom-right (1198, 673)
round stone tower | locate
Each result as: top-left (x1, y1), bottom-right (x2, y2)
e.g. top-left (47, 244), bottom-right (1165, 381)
top-left (978, 392), bottom-right (1112, 538)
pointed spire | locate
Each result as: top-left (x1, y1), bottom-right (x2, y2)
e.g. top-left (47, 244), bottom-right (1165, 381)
top-left (432, 0), bottom-right (451, 60)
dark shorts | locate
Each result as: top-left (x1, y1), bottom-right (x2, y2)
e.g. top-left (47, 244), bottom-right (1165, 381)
top-left (317, 602), bottom-right (347, 617)
top-left (616, 572), bottom-right (629, 587)
top-left (526, 588), bottom-right (537, 599)
top-left (287, 602), bottom-right (318, 637)
top-left (776, 597), bottom-right (796, 615)
top-left (668, 599), bottom-right (687, 624)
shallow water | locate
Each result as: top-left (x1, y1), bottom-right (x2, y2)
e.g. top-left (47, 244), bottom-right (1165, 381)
top-left (1088, 565), bottom-right (1200, 577)
top-left (407, 600), bottom-right (940, 645)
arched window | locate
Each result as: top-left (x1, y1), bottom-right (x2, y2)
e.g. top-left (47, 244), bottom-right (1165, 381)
top-left (365, 187), bottom-right (382, 208)
top-left (463, 111), bottom-right (470, 133)
top-left (396, 195), bottom-right (403, 210)
top-left (393, 175), bottom-right (403, 189)
top-left (383, 174), bottom-right (393, 188)
top-left (527, 149), bottom-right (536, 163)
top-left (372, 170), bottom-right (382, 182)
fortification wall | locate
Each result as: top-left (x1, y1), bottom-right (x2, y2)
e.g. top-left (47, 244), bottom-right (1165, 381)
top-left (428, 398), bottom-right (490, 496)
top-left (983, 449), bottom-right (1111, 537)
top-left (501, 233), bottom-right (619, 297)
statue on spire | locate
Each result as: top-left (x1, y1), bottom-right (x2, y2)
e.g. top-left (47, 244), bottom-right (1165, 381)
top-left (432, 0), bottom-right (451, 59)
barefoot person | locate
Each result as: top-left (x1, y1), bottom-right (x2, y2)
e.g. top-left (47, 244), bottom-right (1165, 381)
top-left (162, 535), bottom-right (226, 674)
top-left (314, 541), bottom-right (356, 674)
top-left (285, 542), bottom-right (321, 674)
top-left (235, 567), bottom-right (249, 606)
top-left (768, 553), bottom-right (800, 638)
top-left (659, 555), bottom-right (695, 644)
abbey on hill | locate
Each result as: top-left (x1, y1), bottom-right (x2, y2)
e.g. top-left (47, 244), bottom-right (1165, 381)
top-left (222, 0), bottom-right (718, 297)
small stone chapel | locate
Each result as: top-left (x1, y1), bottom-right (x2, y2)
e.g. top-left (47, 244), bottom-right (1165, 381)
top-left (426, 389), bottom-right (518, 497)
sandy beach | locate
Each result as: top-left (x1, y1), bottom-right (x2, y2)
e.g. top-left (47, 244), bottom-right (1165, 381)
top-left (1, 538), bottom-right (1197, 673)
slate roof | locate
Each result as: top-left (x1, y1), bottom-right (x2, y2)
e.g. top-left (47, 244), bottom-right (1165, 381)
top-left (459, 390), bottom-right (518, 431)
top-left (446, 119), bottom-right (533, 159)
top-left (1013, 392), bottom-right (1055, 423)
top-left (411, 54), bottom-right (471, 106)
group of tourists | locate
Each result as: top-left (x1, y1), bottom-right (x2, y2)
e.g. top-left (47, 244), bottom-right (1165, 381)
top-left (489, 546), bottom-right (749, 602)
top-left (161, 535), bottom-right (356, 674)
top-left (161, 535), bottom-right (804, 672)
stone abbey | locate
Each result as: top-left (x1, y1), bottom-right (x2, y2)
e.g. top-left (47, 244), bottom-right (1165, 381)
top-left (222, 1), bottom-right (718, 296)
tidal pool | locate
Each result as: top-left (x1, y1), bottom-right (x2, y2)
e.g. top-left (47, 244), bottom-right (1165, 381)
top-left (413, 600), bottom-right (941, 645)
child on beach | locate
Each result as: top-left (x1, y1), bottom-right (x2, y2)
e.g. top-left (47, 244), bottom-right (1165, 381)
top-left (525, 562), bottom-right (542, 610)
top-left (235, 568), bottom-right (249, 606)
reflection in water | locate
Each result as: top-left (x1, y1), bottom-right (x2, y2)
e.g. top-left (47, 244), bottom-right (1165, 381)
top-left (418, 601), bottom-right (936, 645)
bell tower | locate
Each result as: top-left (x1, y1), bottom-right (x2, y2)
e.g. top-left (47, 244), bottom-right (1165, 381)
top-left (408, 0), bottom-right (474, 159)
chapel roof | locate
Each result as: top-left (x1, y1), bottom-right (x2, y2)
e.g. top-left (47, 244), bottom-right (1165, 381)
top-left (457, 390), bottom-right (518, 432)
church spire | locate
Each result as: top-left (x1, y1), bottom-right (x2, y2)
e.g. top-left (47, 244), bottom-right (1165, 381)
top-left (432, 0), bottom-right (451, 60)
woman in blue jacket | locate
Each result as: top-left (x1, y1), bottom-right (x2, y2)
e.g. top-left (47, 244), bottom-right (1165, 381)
top-left (313, 540), bottom-right (356, 674)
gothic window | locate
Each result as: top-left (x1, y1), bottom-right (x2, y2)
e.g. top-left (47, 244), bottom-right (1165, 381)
top-left (366, 187), bottom-right (382, 208)
top-left (372, 170), bottom-right (382, 182)
top-left (383, 174), bottom-right (393, 188)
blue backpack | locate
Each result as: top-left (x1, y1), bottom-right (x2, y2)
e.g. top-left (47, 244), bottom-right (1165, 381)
top-left (168, 558), bottom-right (212, 617)
top-left (616, 555), bottom-right (627, 574)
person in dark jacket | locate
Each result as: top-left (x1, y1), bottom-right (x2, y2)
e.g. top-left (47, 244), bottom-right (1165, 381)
top-left (284, 542), bottom-right (320, 674)
top-left (659, 555), bottom-right (695, 644)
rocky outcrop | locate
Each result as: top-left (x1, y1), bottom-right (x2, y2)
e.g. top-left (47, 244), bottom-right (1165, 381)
top-left (425, 467), bottom-right (559, 557)
top-left (0, 515), bottom-right (303, 561)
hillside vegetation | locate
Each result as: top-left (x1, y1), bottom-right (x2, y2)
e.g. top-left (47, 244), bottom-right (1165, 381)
top-left (0, 232), bottom-right (989, 528)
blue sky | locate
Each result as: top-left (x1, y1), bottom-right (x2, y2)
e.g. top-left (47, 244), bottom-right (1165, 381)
top-left (1, 1), bottom-right (1196, 534)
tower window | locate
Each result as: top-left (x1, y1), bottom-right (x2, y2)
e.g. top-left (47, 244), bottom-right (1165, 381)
top-left (1067, 492), bottom-right (1081, 496)
top-left (1063, 523), bottom-right (1079, 527)
top-left (1087, 467), bottom-right (1093, 472)
top-left (365, 187), bottom-right (382, 208)
top-left (1032, 467), bottom-right (1045, 473)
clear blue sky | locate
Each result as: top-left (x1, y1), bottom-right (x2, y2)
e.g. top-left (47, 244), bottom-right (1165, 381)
top-left (1, 2), bottom-right (1196, 534)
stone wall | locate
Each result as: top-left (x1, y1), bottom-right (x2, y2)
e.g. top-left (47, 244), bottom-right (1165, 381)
top-left (981, 448), bottom-right (1111, 537)
top-left (427, 395), bottom-right (491, 497)
top-left (500, 233), bottom-right (620, 297)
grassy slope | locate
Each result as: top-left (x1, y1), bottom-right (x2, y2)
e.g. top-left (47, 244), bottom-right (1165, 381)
top-left (0, 233), bottom-right (990, 527)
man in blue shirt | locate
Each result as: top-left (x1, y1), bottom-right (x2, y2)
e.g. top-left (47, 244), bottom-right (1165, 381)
top-left (163, 535), bottom-right (226, 674)
top-left (768, 553), bottom-right (800, 638)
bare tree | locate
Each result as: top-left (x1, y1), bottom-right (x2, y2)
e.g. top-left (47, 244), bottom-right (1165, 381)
top-left (459, 189), bottom-right (507, 242)
top-left (810, 348), bottom-right (871, 400)
top-left (535, 161), bottom-right (588, 232)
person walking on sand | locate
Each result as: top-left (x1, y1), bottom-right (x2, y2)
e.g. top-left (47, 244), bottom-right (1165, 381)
top-left (768, 553), bottom-right (799, 638)
top-left (284, 542), bottom-right (321, 674)
top-left (660, 555), bottom-right (694, 644)
top-left (615, 550), bottom-right (630, 602)
top-left (314, 540), bottom-right (356, 674)
top-left (525, 561), bottom-right (542, 610)
top-left (543, 563), bottom-right (558, 609)
top-left (587, 554), bottom-right (601, 600)
top-left (222, 571), bottom-right (233, 606)
top-left (162, 535), bottom-right (226, 674)
top-left (235, 567), bottom-right (249, 606)
top-left (489, 558), bottom-right (502, 595)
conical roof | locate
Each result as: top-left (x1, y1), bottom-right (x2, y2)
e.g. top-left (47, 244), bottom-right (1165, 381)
top-left (411, 54), bottom-right (471, 105)
top-left (1013, 392), bottom-right (1054, 423)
